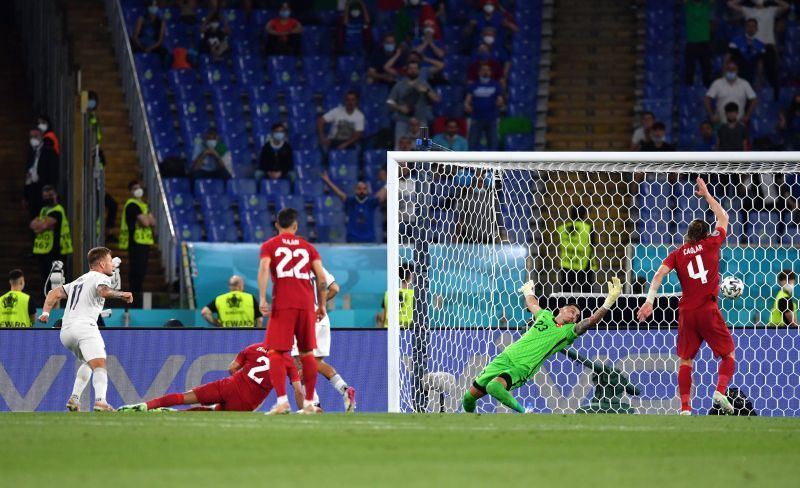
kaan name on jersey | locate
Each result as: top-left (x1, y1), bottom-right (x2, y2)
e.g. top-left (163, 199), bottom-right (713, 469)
top-left (281, 238), bottom-right (300, 246)
top-left (683, 244), bottom-right (704, 255)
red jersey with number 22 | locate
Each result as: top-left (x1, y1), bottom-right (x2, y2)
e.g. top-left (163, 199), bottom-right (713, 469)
top-left (662, 227), bottom-right (726, 311)
top-left (260, 232), bottom-right (321, 310)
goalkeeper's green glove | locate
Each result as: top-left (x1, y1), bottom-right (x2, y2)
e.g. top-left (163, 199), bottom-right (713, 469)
top-left (602, 277), bottom-right (623, 310)
top-left (518, 280), bottom-right (535, 297)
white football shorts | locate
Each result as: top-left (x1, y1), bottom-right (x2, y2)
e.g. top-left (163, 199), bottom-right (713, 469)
top-left (60, 325), bottom-right (106, 362)
top-left (291, 315), bottom-right (331, 357)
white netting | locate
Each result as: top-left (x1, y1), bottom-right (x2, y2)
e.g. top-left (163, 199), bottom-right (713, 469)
top-left (389, 155), bottom-right (800, 415)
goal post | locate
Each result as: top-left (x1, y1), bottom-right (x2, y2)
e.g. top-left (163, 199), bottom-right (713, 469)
top-left (386, 151), bottom-right (800, 415)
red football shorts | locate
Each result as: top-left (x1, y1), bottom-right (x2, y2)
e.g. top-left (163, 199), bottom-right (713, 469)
top-left (677, 303), bottom-right (735, 359)
top-left (266, 307), bottom-right (317, 351)
top-left (192, 377), bottom-right (265, 412)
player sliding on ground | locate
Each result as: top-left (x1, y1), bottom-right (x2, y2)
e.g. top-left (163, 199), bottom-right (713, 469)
top-left (636, 177), bottom-right (735, 416)
top-left (463, 277), bottom-right (623, 413)
top-left (118, 343), bottom-right (303, 412)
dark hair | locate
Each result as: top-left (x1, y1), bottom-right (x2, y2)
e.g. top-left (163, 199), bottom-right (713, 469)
top-left (276, 208), bottom-right (298, 229)
top-left (724, 102), bottom-right (739, 113)
top-left (642, 111), bottom-right (655, 118)
top-left (746, 17), bottom-right (758, 26)
top-left (346, 90), bottom-right (359, 99)
top-left (88, 247), bottom-right (112, 267)
top-left (37, 115), bottom-right (51, 126)
top-left (778, 269), bottom-right (796, 283)
top-left (8, 269), bottom-right (24, 282)
top-left (445, 117), bottom-right (460, 127)
top-left (271, 122), bottom-right (285, 131)
top-left (128, 180), bottom-right (141, 191)
top-left (700, 120), bottom-right (712, 127)
top-left (652, 121), bottom-right (666, 131)
top-left (570, 206), bottom-right (588, 221)
top-left (42, 184), bottom-right (56, 193)
top-left (686, 219), bottom-right (710, 244)
top-left (88, 91), bottom-right (99, 103)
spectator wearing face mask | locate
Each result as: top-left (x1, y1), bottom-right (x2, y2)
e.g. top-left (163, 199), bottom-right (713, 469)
top-left (716, 102), bottom-right (748, 151)
top-left (24, 128), bottom-right (59, 219)
top-left (36, 116), bottom-right (59, 155)
top-left (467, 0), bottom-right (519, 46)
top-left (191, 128), bottom-right (234, 180)
top-left (337, 0), bottom-right (372, 55)
top-left (726, 18), bottom-right (765, 86)
top-left (394, 0), bottom-right (438, 43)
top-left (464, 63), bottom-right (504, 150)
top-left (704, 60), bottom-right (758, 125)
top-left (368, 34), bottom-right (403, 85)
top-left (265, 2), bottom-right (303, 56)
top-left (466, 42), bottom-right (507, 90)
top-left (432, 118), bottom-right (469, 151)
top-left (200, 7), bottom-right (230, 62)
top-left (728, 0), bottom-right (790, 101)
top-left (131, 1), bottom-right (168, 66)
top-left (639, 122), bottom-right (674, 151)
top-left (121, 180), bottom-right (155, 309)
top-left (258, 123), bottom-right (293, 180)
top-left (412, 18), bottom-right (445, 62)
top-left (778, 94), bottom-right (800, 150)
top-left (30, 185), bottom-right (73, 284)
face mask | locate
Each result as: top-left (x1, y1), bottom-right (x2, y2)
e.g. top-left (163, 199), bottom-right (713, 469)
top-left (783, 283), bottom-right (795, 294)
top-left (479, 75), bottom-right (491, 83)
top-left (30, 138), bottom-right (41, 148)
top-left (206, 139), bottom-right (218, 149)
top-left (424, 27), bottom-right (435, 35)
top-left (409, 0), bottom-right (420, 5)
top-left (42, 197), bottom-right (55, 206)
top-left (279, 10), bottom-right (290, 18)
top-left (37, 123), bottom-right (48, 132)
top-left (350, 10), bottom-right (361, 18)
top-left (133, 188), bottom-right (144, 199)
top-left (210, 22), bottom-right (220, 29)
top-left (384, 43), bottom-right (395, 52)
top-left (272, 132), bottom-right (285, 142)
top-left (725, 71), bottom-right (737, 81)
top-left (652, 135), bottom-right (664, 144)
top-left (484, 4), bottom-right (495, 14)
top-left (483, 35), bottom-right (495, 45)
top-left (148, 6), bottom-right (159, 15)
top-left (87, 99), bottom-right (97, 110)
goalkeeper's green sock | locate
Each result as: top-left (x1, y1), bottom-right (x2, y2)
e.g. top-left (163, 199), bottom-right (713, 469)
top-left (462, 391), bottom-right (477, 413)
top-left (486, 380), bottom-right (525, 413)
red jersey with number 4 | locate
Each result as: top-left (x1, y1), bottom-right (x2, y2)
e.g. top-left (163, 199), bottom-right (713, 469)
top-left (662, 227), bottom-right (727, 310)
top-left (260, 233), bottom-right (321, 310)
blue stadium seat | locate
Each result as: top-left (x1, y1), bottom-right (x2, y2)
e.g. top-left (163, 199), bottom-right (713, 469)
top-left (442, 55), bottom-right (469, 84)
top-left (176, 222), bottom-right (203, 241)
top-left (313, 195), bottom-right (344, 219)
top-left (235, 53), bottom-right (265, 86)
top-left (286, 85), bottom-right (315, 105)
top-left (267, 56), bottom-right (300, 89)
top-left (135, 53), bottom-right (164, 90)
top-left (169, 70), bottom-right (202, 100)
top-left (302, 26), bottom-right (334, 55)
top-left (203, 63), bottom-right (233, 87)
top-left (291, 131), bottom-right (318, 151)
top-left (361, 84), bottom-right (390, 108)
top-left (296, 179), bottom-right (324, 202)
top-left (200, 193), bottom-right (232, 214)
top-left (163, 177), bottom-right (192, 194)
top-left (227, 178), bottom-right (257, 197)
top-left (434, 85), bottom-right (465, 117)
top-left (361, 103), bottom-right (391, 136)
top-left (363, 150), bottom-right (386, 188)
top-left (276, 194), bottom-right (305, 212)
top-left (170, 207), bottom-right (196, 228)
top-left (249, 88), bottom-right (282, 139)
top-left (507, 85), bottom-right (536, 104)
top-left (328, 150), bottom-right (359, 187)
top-left (502, 203), bottom-right (533, 244)
top-left (260, 179), bottom-right (292, 201)
top-left (316, 212), bottom-right (347, 243)
top-left (241, 210), bottom-right (275, 243)
top-left (205, 221), bottom-right (239, 243)
top-left (239, 194), bottom-right (270, 213)
top-left (166, 192), bottom-right (195, 211)
top-left (336, 55), bottom-right (366, 87)
top-left (503, 134), bottom-right (535, 151)
top-left (303, 56), bottom-right (335, 93)
top-left (293, 149), bottom-right (323, 180)
top-left (194, 179), bottom-right (226, 197)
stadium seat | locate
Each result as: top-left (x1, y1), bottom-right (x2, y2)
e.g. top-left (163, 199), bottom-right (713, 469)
top-left (276, 194), bottom-right (305, 213)
top-left (434, 85), bottom-right (465, 117)
top-left (166, 192), bottom-right (195, 211)
top-left (260, 179), bottom-right (292, 201)
top-left (205, 221), bottom-right (239, 243)
top-left (200, 193), bottom-right (232, 214)
top-left (242, 210), bottom-right (275, 243)
top-left (239, 194), bottom-right (270, 214)
top-left (363, 150), bottom-right (386, 188)
top-left (294, 150), bottom-right (323, 180)
top-left (194, 179), bottom-right (226, 197)
top-left (336, 55), bottom-right (366, 87)
top-left (328, 150), bottom-right (359, 187)
top-left (303, 56), bottom-right (335, 93)
top-left (503, 134), bottom-right (535, 151)
top-left (267, 56), bottom-right (300, 89)
top-left (313, 195), bottom-right (344, 219)
top-left (301, 25), bottom-right (334, 55)
top-left (296, 179), bottom-right (324, 202)
top-left (227, 178), bottom-right (257, 197)
top-left (235, 53), bottom-right (266, 86)
top-left (164, 177), bottom-right (192, 195)
top-left (176, 222), bottom-right (203, 241)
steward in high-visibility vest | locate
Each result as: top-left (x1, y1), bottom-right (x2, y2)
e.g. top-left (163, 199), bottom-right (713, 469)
top-left (381, 264), bottom-right (415, 328)
top-left (768, 270), bottom-right (798, 327)
top-left (32, 204), bottom-right (73, 256)
top-left (201, 275), bottom-right (263, 327)
top-left (119, 199), bottom-right (154, 250)
top-left (0, 270), bottom-right (35, 328)
top-left (557, 220), bottom-right (598, 272)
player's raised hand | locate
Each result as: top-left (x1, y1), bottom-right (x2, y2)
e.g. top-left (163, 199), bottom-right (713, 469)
top-left (695, 177), bottom-right (710, 198)
top-left (260, 299), bottom-right (271, 317)
top-left (601, 277), bottom-right (623, 310)
top-left (518, 280), bottom-right (535, 296)
top-left (120, 292), bottom-right (134, 304)
top-left (636, 302), bottom-right (654, 322)
top-left (37, 312), bottom-right (50, 324)
top-left (316, 305), bottom-right (327, 322)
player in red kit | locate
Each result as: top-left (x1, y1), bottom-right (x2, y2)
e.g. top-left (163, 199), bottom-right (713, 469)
top-left (637, 177), bottom-right (736, 416)
top-left (117, 343), bottom-right (302, 412)
top-left (259, 208), bottom-right (328, 415)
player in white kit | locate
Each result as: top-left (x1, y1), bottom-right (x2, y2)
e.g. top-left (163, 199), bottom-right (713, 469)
top-left (291, 266), bottom-right (357, 412)
top-left (38, 247), bottom-right (133, 411)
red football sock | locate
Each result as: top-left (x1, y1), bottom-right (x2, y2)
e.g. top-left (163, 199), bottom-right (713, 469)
top-left (678, 364), bottom-right (692, 412)
top-left (716, 356), bottom-right (735, 394)
top-left (146, 393), bottom-right (184, 410)
top-left (300, 354), bottom-right (318, 402)
top-left (268, 351), bottom-right (287, 398)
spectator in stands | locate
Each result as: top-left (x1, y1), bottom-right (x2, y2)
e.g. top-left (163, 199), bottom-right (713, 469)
top-left (683, 0), bottom-right (714, 87)
top-left (704, 60), bottom-right (758, 124)
top-left (200, 7), bottom-right (230, 62)
top-left (728, 0), bottom-right (790, 100)
top-left (321, 171), bottom-right (387, 243)
top-left (0, 269), bottom-right (36, 328)
top-left (385, 49), bottom-right (444, 84)
top-left (387, 60), bottom-right (439, 145)
top-left (318, 91), bottom-right (365, 152)
top-left (367, 33), bottom-right (402, 85)
top-left (466, 42), bottom-right (508, 91)
top-left (412, 18), bottom-right (446, 62)
top-left (769, 270), bottom-right (798, 327)
top-left (121, 180), bottom-right (155, 309)
top-left (394, 0), bottom-right (438, 43)
top-left (264, 2), bottom-right (303, 56)
top-left (201, 275), bottom-right (263, 327)
top-left (405, 117), bottom-right (423, 141)
top-left (464, 63), bottom-right (504, 150)
top-left (716, 102), bottom-right (749, 151)
top-left (557, 206), bottom-right (597, 294)
top-left (693, 120), bottom-right (718, 151)
top-left (178, 0), bottom-right (199, 24)
top-left (30, 185), bottom-right (73, 284)
top-left (726, 18), bottom-right (765, 85)
top-left (640, 122), bottom-right (675, 151)
top-left (36, 116), bottom-right (59, 155)
top-left (778, 94), bottom-right (800, 150)
top-left (257, 123), bottom-right (293, 180)
top-left (190, 128), bottom-right (234, 180)
top-left (630, 111), bottom-right (655, 150)
top-left (337, 0), bottom-right (372, 55)
top-left (432, 118), bottom-right (468, 150)
top-left (131, 1), bottom-right (168, 66)
top-left (24, 128), bottom-right (59, 219)
top-left (466, 0), bottom-right (519, 45)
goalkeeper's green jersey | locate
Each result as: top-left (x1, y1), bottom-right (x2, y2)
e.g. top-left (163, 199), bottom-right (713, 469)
top-left (500, 310), bottom-right (578, 384)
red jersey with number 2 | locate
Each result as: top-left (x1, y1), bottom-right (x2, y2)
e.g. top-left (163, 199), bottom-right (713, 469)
top-left (260, 232), bottom-right (321, 310)
top-left (662, 227), bottom-right (726, 310)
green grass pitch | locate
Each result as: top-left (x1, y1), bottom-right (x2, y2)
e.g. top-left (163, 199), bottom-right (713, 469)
top-left (1, 413), bottom-right (798, 488)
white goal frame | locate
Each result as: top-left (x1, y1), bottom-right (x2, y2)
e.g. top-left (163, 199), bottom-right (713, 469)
top-left (385, 151), bottom-right (800, 413)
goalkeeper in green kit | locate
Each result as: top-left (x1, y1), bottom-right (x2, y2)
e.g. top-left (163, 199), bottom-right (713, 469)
top-left (463, 277), bottom-right (623, 413)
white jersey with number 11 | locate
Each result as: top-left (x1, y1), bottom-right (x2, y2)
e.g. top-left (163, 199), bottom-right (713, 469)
top-left (61, 271), bottom-right (112, 329)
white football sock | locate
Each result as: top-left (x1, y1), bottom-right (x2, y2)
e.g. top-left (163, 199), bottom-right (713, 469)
top-left (92, 368), bottom-right (108, 404)
top-left (71, 363), bottom-right (92, 398)
top-left (329, 374), bottom-right (348, 394)
top-left (313, 390), bottom-right (320, 404)
top-left (276, 395), bottom-right (288, 405)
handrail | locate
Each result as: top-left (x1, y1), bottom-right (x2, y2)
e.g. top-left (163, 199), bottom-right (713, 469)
top-left (104, 0), bottom-right (179, 287)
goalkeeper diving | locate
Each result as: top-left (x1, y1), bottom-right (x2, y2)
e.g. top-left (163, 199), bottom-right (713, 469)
top-left (462, 277), bottom-right (623, 413)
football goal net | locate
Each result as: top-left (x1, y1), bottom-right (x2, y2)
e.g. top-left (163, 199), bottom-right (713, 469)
top-left (385, 152), bottom-right (800, 415)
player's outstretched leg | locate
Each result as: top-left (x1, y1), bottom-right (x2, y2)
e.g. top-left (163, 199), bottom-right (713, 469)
top-left (485, 378), bottom-right (525, 413)
top-left (678, 359), bottom-right (693, 415)
top-left (66, 362), bottom-right (92, 412)
top-left (712, 352), bottom-right (736, 415)
top-left (317, 359), bottom-right (356, 412)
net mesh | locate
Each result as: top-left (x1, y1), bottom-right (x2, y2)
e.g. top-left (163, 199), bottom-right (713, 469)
top-left (392, 159), bottom-right (800, 415)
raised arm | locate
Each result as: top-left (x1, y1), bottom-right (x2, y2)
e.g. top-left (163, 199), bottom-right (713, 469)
top-left (321, 171), bottom-right (348, 201)
top-left (727, 0), bottom-right (744, 14)
top-left (38, 286), bottom-right (67, 322)
top-left (695, 176), bottom-right (729, 230)
top-left (574, 277), bottom-right (622, 335)
top-left (518, 280), bottom-right (541, 316)
top-left (97, 285), bottom-right (134, 303)
top-left (258, 256), bottom-right (271, 315)
top-left (310, 260), bottom-right (329, 321)
top-left (636, 265), bottom-right (671, 322)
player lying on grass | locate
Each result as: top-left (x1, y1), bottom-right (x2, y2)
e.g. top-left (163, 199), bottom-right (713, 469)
top-left (463, 278), bottom-right (623, 413)
top-left (118, 343), bottom-right (303, 412)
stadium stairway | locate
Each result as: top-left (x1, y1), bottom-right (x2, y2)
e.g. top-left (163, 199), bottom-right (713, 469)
top-left (0, 18), bottom-right (40, 294)
top-left (64, 0), bottom-right (169, 301)
top-left (544, 0), bottom-right (637, 150)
